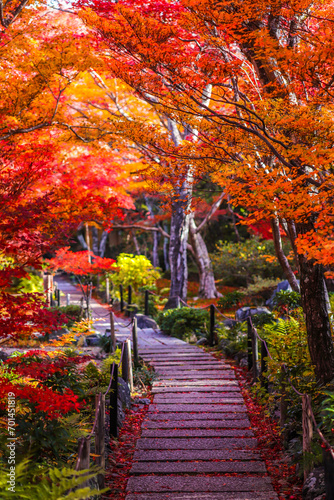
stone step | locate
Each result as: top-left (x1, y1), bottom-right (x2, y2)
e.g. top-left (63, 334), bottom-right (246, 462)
top-left (156, 373), bottom-right (235, 380)
top-left (155, 365), bottom-right (231, 374)
top-left (133, 449), bottom-right (262, 462)
top-left (126, 476), bottom-right (275, 493)
top-left (142, 419), bottom-right (250, 429)
top-left (151, 361), bottom-right (226, 366)
top-left (141, 354), bottom-right (214, 359)
top-left (126, 492), bottom-right (278, 499)
top-left (130, 460), bottom-right (266, 474)
top-left (152, 385), bottom-right (240, 393)
top-left (139, 348), bottom-right (200, 353)
top-left (153, 380), bottom-right (238, 387)
top-left (136, 437), bottom-right (258, 450)
top-left (153, 397), bottom-right (243, 404)
top-left (149, 404), bottom-right (246, 413)
top-left (145, 412), bottom-right (248, 421)
top-left (141, 429), bottom-right (254, 438)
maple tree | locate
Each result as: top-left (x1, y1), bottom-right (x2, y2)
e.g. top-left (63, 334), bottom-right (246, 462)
top-left (0, 8), bottom-right (133, 343)
top-left (47, 246), bottom-right (117, 317)
top-left (75, 0), bottom-right (334, 383)
top-left (61, 68), bottom-right (227, 300)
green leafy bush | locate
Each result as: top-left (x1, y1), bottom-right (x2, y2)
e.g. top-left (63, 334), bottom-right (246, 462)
top-left (48, 305), bottom-right (83, 328)
top-left (157, 307), bottom-right (209, 341)
top-left (218, 290), bottom-right (244, 309)
top-left (217, 322), bottom-right (247, 358)
top-left (211, 237), bottom-right (291, 287)
top-left (273, 290), bottom-right (301, 315)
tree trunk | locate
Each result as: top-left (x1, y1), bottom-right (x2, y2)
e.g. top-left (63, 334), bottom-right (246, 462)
top-left (99, 231), bottom-right (108, 257)
top-left (271, 218), bottom-right (300, 292)
top-left (152, 230), bottom-right (159, 268)
top-left (131, 229), bottom-right (141, 255)
top-left (296, 222), bottom-right (334, 384)
top-left (163, 223), bottom-right (170, 271)
top-left (92, 226), bottom-right (99, 255)
top-left (189, 214), bottom-right (221, 298)
top-left (145, 196), bottom-right (160, 267)
top-left (164, 197), bottom-right (190, 309)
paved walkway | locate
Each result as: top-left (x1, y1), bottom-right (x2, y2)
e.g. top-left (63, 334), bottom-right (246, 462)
top-left (126, 344), bottom-right (278, 500)
top-left (55, 276), bottom-right (278, 499)
top-left (54, 275), bottom-right (186, 347)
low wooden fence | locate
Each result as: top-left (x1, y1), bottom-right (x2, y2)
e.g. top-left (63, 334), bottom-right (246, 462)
top-left (75, 317), bottom-right (139, 489)
top-left (246, 317), bottom-right (334, 495)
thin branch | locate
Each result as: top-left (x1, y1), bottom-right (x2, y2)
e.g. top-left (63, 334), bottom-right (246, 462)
top-left (195, 191), bottom-right (225, 234)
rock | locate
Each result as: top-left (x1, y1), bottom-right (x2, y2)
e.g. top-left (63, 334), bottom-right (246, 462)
top-left (135, 314), bottom-right (158, 329)
top-left (235, 306), bottom-right (271, 322)
top-left (133, 398), bottom-right (151, 405)
top-left (127, 304), bottom-right (139, 318)
top-left (117, 399), bottom-right (125, 426)
top-left (111, 299), bottom-right (121, 312)
top-left (118, 377), bottom-right (131, 409)
top-left (233, 351), bottom-right (247, 363)
top-left (196, 338), bottom-right (209, 346)
top-left (189, 333), bottom-right (197, 343)
top-left (85, 333), bottom-right (102, 346)
top-left (223, 318), bottom-right (237, 329)
top-left (239, 358), bottom-right (248, 368)
top-left (0, 351), bottom-right (9, 362)
top-left (302, 467), bottom-right (325, 500)
top-left (219, 339), bottom-right (229, 351)
top-left (266, 279), bottom-right (300, 308)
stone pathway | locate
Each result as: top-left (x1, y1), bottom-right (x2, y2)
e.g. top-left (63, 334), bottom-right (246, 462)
top-left (54, 276), bottom-right (278, 498)
top-left (54, 275), bottom-right (187, 346)
top-left (126, 344), bottom-right (279, 500)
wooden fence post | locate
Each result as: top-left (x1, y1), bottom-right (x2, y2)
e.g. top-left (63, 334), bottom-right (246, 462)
top-left (110, 363), bottom-right (118, 437)
top-left (122, 340), bottom-right (133, 392)
top-left (95, 393), bottom-right (105, 489)
top-left (76, 436), bottom-right (91, 486)
top-left (247, 317), bottom-right (253, 371)
top-left (132, 317), bottom-right (139, 367)
top-left (56, 289), bottom-right (60, 307)
top-left (302, 394), bottom-right (314, 480)
top-left (323, 447), bottom-right (334, 499)
top-left (105, 277), bottom-right (110, 304)
top-left (209, 305), bottom-right (215, 347)
top-left (109, 312), bottom-right (116, 353)
top-left (66, 293), bottom-right (70, 306)
top-left (145, 290), bottom-right (149, 316)
top-left (119, 284), bottom-right (124, 312)
top-left (128, 285), bottom-right (132, 306)
top-left (260, 340), bottom-right (268, 390)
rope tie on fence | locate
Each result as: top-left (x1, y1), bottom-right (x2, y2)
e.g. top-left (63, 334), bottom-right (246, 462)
top-left (248, 316), bottom-right (334, 460)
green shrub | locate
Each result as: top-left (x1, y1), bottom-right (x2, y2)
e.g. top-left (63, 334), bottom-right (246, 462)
top-left (157, 307), bottom-right (209, 341)
top-left (211, 237), bottom-right (291, 287)
top-left (218, 290), bottom-right (244, 309)
top-left (273, 290), bottom-right (301, 314)
top-left (241, 276), bottom-right (280, 302)
top-left (48, 305), bottom-right (83, 328)
top-left (217, 322), bottom-right (247, 358)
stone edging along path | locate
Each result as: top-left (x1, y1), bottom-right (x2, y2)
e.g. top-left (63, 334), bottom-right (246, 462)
top-left (125, 344), bottom-right (279, 500)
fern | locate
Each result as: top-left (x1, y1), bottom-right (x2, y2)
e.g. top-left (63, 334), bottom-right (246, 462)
top-left (0, 459), bottom-right (108, 499)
